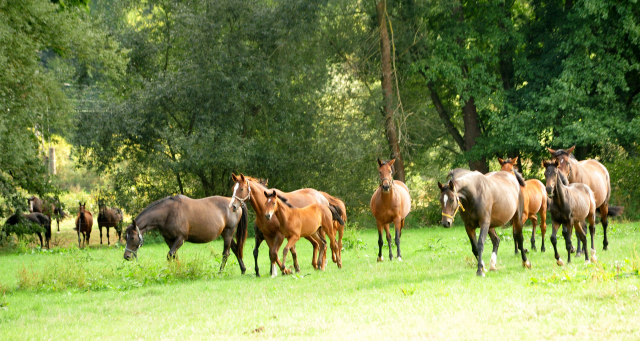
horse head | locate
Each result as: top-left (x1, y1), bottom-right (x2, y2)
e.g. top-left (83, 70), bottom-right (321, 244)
top-left (377, 158), bottom-right (395, 193)
top-left (123, 221), bottom-right (143, 260)
top-left (548, 145), bottom-right (575, 179)
top-left (543, 159), bottom-right (568, 198)
top-left (230, 173), bottom-right (251, 213)
top-left (438, 180), bottom-right (464, 228)
top-left (263, 190), bottom-right (278, 220)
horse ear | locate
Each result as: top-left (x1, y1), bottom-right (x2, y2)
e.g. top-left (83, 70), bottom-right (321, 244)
top-left (240, 173), bottom-right (246, 181)
top-left (377, 158), bottom-right (383, 167)
top-left (271, 190), bottom-right (277, 197)
top-left (498, 157), bottom-right (505, 165)
top-left (566, 145), bottom-right (575, 154)
top-left (388, 159), bottom-right (396, 166)
top-left (448, 180), bottom-right (455, 191)
top-left (548, 147), bottom-right (556, 154)
top-left (231, 173), bottom-right (238, 182)
top-left (438, 182), bottom-right (444, 190)
top-left (554, 159), bottom-right (559, 166)
top-left (542, 160), bottom-right (548, 168)
top-left (263, 191), bottom-right (269, 197)
top-left (512, 156), bottom-right (518, 164)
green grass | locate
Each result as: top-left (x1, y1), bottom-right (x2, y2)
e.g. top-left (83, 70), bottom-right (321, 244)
top-left (0, 219), bottom-right (639, 340)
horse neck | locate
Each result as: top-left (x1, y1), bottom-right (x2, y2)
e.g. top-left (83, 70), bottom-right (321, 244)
top-left (554, 173), bottom-right (569, 207)
top-left (274, 201), bottom-right (293, 226)
top-left (247, 180), bottom-right (269, 216)
top-left (567, 158), bottom-right (584, 184)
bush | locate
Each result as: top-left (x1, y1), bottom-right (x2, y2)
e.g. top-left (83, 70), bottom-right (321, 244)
top-left (607, 158), bottom-right (640, 221)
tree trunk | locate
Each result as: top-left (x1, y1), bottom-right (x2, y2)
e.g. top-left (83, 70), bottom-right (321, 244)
top-left (462, 96), bottom-right (488, 173)
top-left (376, 0), bottom-right (406, 182)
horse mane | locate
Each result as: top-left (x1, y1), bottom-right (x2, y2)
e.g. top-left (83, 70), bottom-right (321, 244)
top-left (552, 149), bottom-right (577, 160)
top-left (276, 195), bottom-right (294, 208)
top-left (514, 168), bottom-right (527, 187)
top-left (245, 176), bottom-right (268, 187)
top-left (136, 195), bottom-right (182, 219)
top-left (558, 169), bottom-right (569, 186)
top-left (447, 168), bottom-right (474, 181)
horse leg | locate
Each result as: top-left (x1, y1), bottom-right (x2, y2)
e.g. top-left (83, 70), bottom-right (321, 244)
top-left (513, 214), bottom-right (530, 269)
top-left (253, 225), bottom-right (264, 277)
top-left (315, 231), bottom-right (327, 270)
top-left (268, 234), bottom-right (284, 278)
top-left (56, 217), bottom-right (60, 233)
top-left (550, 221), bottom-right (564, 265)
top-left (376, 221), bottom-right (384, 262)
top-left (600, 204), bottom-right (610, 250)
top-left (385, 223), bottom-right (393, 261)
top-left (562, 223), bottom-right (573, 264)
top-left (77, 229), bottom-right (82, 248)
top-left (219, 228), bottom-right (234, 273)
top-left (337, 221), bottom-right (344, 263)
top-left (280, 236), bottom-right (299, 275)
top-left (290, 245), bottom-right (301, 273)
top-left (167, 236), bottom-right (185, 260)
top-left (99, 225), bottom-right (103, 245)
top-left (540, 210), bottom-right (547, 253)
top-left (512, 225), bottom-right (518, 255)
top-left (36, 232), bottom-right (43, 248)
top-left (488, 228), bottom-right (500, 271)
top-left (476, 222), bottom-right (490, 277)
top-left (530, 215), bottom-right (538, 252)
top-left (588, 213), bottom-right (597, 262)
top-left (465, 224), bottom-right (479, 260)
top-left (395, 218), bottom-right (403, 261)
top-left (106, 226), bottom-right (110, 246)
top-left (574, 221), bottom-right (589, 263)
top-left (316, 228), bottom-right (329, 265)
top-left (304, 235), bottom-right (320, 269)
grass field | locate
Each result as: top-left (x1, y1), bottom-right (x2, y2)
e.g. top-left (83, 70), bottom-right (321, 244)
top-left (1, 217), bottom-right (639, 340)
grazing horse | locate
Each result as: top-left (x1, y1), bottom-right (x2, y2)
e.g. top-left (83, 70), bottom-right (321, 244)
top-left (75, 203), bottom-right (93, 248)
top-left (123, 195), bottom-right (248, 274)
top-left (543, 160), bottom-right (597, 265)
top-left (4, 212), bottom-right (51, 248)
top-left (370, 159), bottom-right (411, 262)
top-left (548, 146), bottom-right (623, 251)
top-left (28, 196), bottom-right (67, 233)
top-left (229, 173), bottom-right (344, 277)
top-left (498, 157), bottom-right (548, 252)
top-left (263, 190), bottom-right (342, 276)
top-left (97, 201), bottom-right (124, 245)
top-left (438, 168), bottom-right (530, 277)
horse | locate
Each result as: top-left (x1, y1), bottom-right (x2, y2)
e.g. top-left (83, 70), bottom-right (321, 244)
top-left (543, 160), bottom-right (597, 265)
top-left (498, 157), bottom-right (548, 252)
top-left (229, 173), bottom-right (344, 277)
top-left (4, 212), bottom-right (51, 248)
top-left (370, 159), bottom-right (411, 262)
top-left (74, 203), bottom-right (93, 248)
top-left (438, 168), bottom-right (530, 277)
top-left (263, 190), bottom-right (342, 276)
top-left (28, 196), bottom-right (67, 233)
top-left (123, 194), bottom-right (248, 274)
top-left (548, 146), bottom-right (623, 251)
top-left (97, 200), bottom-right (124, 245)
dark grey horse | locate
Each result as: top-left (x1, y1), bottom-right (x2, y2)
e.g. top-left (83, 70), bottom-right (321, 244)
top-left (4, 212), bottom-right (51, 248)
top-left (97, 201), bottom-right (124, 245)
top-left (123, 195), bottom-right (248, 274)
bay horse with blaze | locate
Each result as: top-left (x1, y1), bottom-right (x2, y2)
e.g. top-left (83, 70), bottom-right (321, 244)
top-left (370, 159), bottom-right (411, 262)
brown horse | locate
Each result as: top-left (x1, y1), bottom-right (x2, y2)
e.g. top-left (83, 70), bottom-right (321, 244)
top-left (97, 200), bottom-right (124, 245)
top-left (370, 159), bottom-right (411, 262)
top-left (320, 191), bottom-right (347, 262)
top-left (548, 146), bottom-right (623, 251)
top-left (75, 203), bottom-right (93, 248)
top-left (28, 196), bottom-right (67, 233)
top-left (543, 160), bottom-right (597, 265)
top-left (4, 212), bottom-right (51, 248)
top-left (438, 168), bottom-right (530, 277)
top-left (229, 173), bottom-right (344, 277)
top-left (123, 195), bottom-right (248, 274)
top-left (499, 157), bottom-right (548, 252)
top-left (263, 190), bottom-right (342, 276)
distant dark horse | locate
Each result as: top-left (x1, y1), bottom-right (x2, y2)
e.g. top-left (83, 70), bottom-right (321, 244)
top-left (438, 168), bottom-right (530, 277)
top-left (4, 212), bottom-right (51, 248)
top-left (75, 203), bottom-right (93, 248)
top-left (123, 195), bottom-right (248, 274)
top-left (28, 196), bottom-right (67, 233)
top-left (97, 200), bottom-right (124, 245)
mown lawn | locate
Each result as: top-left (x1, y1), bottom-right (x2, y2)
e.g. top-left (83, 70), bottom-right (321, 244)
top-left (0, 218), bottom-right (639, 340)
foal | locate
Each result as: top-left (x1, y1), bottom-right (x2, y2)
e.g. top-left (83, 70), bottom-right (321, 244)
top-left (543, 160), bottom-right (597, 265)
top-left (263, 190), bottom-right (342, 276)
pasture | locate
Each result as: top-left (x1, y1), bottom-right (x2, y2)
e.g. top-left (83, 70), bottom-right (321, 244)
top-left (1, 217), bottom-right (639, 340)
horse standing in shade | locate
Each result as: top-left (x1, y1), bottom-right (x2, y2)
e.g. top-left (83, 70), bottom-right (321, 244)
top-left (499, 157), bottom-right (548, 252)
top-left (75, 203), bottom-right (93, 248)
top-left (370, 159), bottom-right (411, 262)
top-left (4, 212), bottom-right (51, 248)
top-left (548, 146), bottom-right (623, 251)
top-left (123, 195), bottom-right (248, 274)
top-left (438, 168), bottom-right (530, 277)
top-left (543, 160), bottom-right (597, 265)
top-left (97, 200), bottom-right (124, 245)
top-left (229, 173), bottom-right (344, 277)
top-left (263, 190), bottom-right (342, 275)
top-left (28, 196), bottom-right (67, 233)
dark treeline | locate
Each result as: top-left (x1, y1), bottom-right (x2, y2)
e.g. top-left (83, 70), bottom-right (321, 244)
top-left (1, 0), bottom-right (639, 217)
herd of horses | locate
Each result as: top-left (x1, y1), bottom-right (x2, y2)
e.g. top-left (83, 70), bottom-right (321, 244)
top-left (1, 146), bottom-right (623, 278)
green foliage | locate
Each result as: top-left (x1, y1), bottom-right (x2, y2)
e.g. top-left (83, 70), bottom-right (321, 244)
top-left (607, 157), bottom-right (640, 220)
top-left (341, 222), bottom-right (366, 250)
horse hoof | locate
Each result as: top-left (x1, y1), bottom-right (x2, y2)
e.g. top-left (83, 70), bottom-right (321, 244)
top-left (591, 250), bottom-right (598, 263)
top-left (570, 246), bottom-right (576, 253)
top-left (585, 259), bottom-right (591, 264)
top-left (557, 259), bottom-right (564, 266)
top-left (397, 257), bottom-right (402, 262)
top-left (523, 260), bottom-right (531, 269)
top-left (476, 270), bottom-right (485, 277)
top-left (377, 256), bottom-right (383, 262)
top-left (489, 264), bottom-right (497, 271)
top-left (541, 247), bottom-right (546, 253)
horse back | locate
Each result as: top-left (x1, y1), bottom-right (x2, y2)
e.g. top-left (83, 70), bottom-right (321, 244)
top-left (179, 196), bottom-right (239, 243)
top-left (576, 159), bottom-right (610, 207)
top-left (484, 172), bottom-right (520, 226)
top-left (567, 183), bottom-right (596, 219)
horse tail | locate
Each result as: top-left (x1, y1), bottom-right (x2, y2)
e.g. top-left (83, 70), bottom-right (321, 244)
top-left (329, 206), bottom-right (345, 226)
top-left (235, 203), bottom-right (248, 258)
top-left (514, 169), bottom-right (526, 187)
top-left (597, 206), bottom-right (624, 217)
top-left (321, 192), bottom-right (347, 224)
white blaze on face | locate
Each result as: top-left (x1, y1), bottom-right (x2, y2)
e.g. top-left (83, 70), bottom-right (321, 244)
top-left (229, 183), bottom-right (240, 208)
top-left (443, 194), bottom-right (448, 207)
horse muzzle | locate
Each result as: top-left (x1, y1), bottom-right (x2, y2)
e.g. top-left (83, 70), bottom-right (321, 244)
top-left (382, 185), bottom-right (390, 193)
top-left (264, 213), bottom-right (273, 220)
top-left (441, 219), bottom-right (452, 228)
top-left (546, 186), bottom-right (554, 198)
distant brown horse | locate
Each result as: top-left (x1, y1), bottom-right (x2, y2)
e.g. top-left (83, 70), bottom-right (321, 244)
top-left (263, 190), bottom-right (342, 276)
top-left (28, 196), bottom-right (67, 233)
top-left (439, 168), bottom-right (530, 277)
top-left (543, 160), bottom-right (597, 265)
top-left (370, 159), bottom-right (411, 262)
top-left (97, 200), bottom-right (124, 245)
top-left (123, 195), bottom-right (248, 274)
top-left (4, 212), bottom-right (51, 248)
top-left (75, 203), bottom-right (93, 248)
top-left (548, 146), bottom-right (623, 251)
top-left (230, 173), bottom-right (344, 277)
top-left (499, 157), bottom-right (548, 252)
